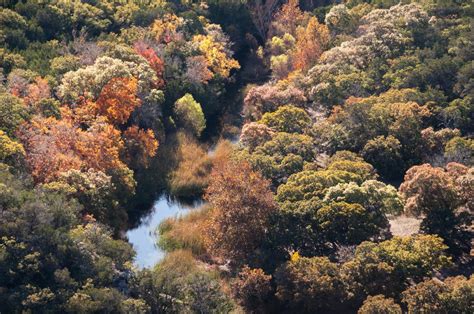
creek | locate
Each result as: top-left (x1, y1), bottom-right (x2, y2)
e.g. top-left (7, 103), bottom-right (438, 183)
top-left (126, 195), bottom-right (203, 268)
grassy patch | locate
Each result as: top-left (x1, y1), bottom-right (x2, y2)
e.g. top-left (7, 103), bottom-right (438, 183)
top-left (157, 205), bottom-right (211, 256)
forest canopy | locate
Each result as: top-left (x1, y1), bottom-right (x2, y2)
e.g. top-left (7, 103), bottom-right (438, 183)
top-left (0, 0), bottom-right (472, 313)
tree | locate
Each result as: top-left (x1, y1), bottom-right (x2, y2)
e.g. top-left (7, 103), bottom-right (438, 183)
top-left (442, 97), bottom-right (474, 133)
top-left (362, 135), bottom-right (404, 180)
top-left (192, 25), bottom-right (240, 79)
top-left (325, 4), bottom-right (356, 36)
top-left (276, 169), bottom-right (362, 204)
top-left (131, 250), bottom-right (233, 313)
top-left (269, 0), bottom-right (306, 37)
top-left (313, 90), bottom-right (431, 167)
top-left (20, 77), bottom-right (51, 108)
top-left (0, 48), bottom-right (26, 74)
top-left (402, 276), bottom-right (473, 313)
top-left (342, 235), bottom-right (451, 302)
top-left (358, 295), bottom-right (402, 314)
top-left (122, 126), bottom-right (158, 168)
top-left (274, 256), bottom-right (347, 312)
top-left (243, 83), bottom-right (307, 120)
top-left (18, 116), bottom-right (129, 184)
top-left (323, 180), bottom-right (404, 216)
top-left (305, 4), bottom-right (432, 108)
top-left (95, 77), bottom-right (141, 125)
top-left (42, 169), bottom-right (123, 226)
top-left (444, 136), bottom-right (474, 166)
top-left (0, 166), bottom-right (140, 313)
top-left (316, 201), bottom-right (389, 245)
top-left (239, 122), bottom-right (274, 152)
top-left (399, 163), bottom-right (472, 254)
top-left (0, 130), bottom-right (25, 164)
top-left (50, 55), bottom-right (80, 79)
top-left (151, 13), bottom-right (184, 44)
top-left (173, 94), bottom-right (206, 137)
top-left (133, 41), bottom-right (165, 88)
top-left (0, 9), bottom-right (28, 49)
top-left (239, 131), bottom-right (315, 183)
top-left (185, 55), bottom-right (213, 85)
top-left (0, 92), bottom-right (29, 137)
top-left (420, 127), bottom-right (460, 163)
top-left (57, 56), bottom-right (156, 104)
top-left (205, 160), bottom-right (277, 264)
top-left (291, 17), bottom-right (329, 71)
top-left (259, 105), bottom-right (311, 134)
top-left (246, 0), bottom-right (282, 40)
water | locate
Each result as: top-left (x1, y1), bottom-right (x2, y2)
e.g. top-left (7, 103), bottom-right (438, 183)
top-left (126, 195), bottom-right (203, 269)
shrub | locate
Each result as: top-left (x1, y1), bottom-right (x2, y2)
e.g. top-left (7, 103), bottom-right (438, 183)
top-left (358, 295), bottom-right (402, 314)
top-left (232, 266), bottom-right (273, 312)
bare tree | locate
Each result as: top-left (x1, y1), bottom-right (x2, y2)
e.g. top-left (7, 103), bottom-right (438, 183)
top-left (246, 0), bottom-right (283, 40)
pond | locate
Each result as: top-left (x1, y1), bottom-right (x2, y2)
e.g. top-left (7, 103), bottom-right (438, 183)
top-left (126, 195), bottom-right (203, 269)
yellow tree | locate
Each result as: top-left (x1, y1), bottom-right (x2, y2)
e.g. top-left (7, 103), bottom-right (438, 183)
top-left (192, 34), bottom-right (240, 79)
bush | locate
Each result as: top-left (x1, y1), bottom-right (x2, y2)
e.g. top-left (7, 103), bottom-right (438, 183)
top-left (135, 250), bottom-right (234, 313)
top-left (232, 266), bottom-right (273, 312)
top-left (358, 295), bottom-right (402, 314)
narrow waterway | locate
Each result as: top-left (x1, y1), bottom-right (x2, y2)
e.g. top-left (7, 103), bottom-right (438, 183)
top-left (126, 195), bottom-right (203, 268)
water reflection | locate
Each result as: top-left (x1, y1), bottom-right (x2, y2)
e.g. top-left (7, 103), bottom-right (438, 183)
top-left (126, 195), bottom-right (203, 269)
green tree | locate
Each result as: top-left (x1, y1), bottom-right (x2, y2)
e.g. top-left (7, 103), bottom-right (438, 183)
top-left (316, 201), bottom-right (389, 245)
top-left (131, 250), bottom-right (233, 313)
top-left (0, 130), bottom-right (25, 165)
top-left (342, 235), bottom-right (451, 302)
top-left (444, 136), bottom-right (474, 166)
top-left (275, 256), bottom-right (347, 312)
top-left (323, 180), bottom-right (404, 216)
top-left (259, 105), bottom-right (311, 134)
top-left (0, 92), bottom-right (29, 137)
top-left (173, 93), bottom-right (206, 137)
top-left (0, 166), bottom-right (139, 312)
top-left (362, 135), bottom-right (404, 180)
top-left (238, 131), bottom-right (315, 184)
top-left (0, 9), bottom-right (28, 49)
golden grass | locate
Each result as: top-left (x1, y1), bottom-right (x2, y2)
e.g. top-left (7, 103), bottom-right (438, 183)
top-left (169, 133), bottom-right (213, 198)
top-left (157, 205), bottom-right (211, 256)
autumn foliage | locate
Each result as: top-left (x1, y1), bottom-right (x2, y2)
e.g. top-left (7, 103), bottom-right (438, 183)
top-left (123, 125), bottom-right (158, 167)
top-left (134, 42), bottom-right (165, 88)
top-left (18, 116), bottom-right (126, 183)
top-left (292, 17), bottom-right (329, 71)
top-left (95, 77), bottom-right (141, 125)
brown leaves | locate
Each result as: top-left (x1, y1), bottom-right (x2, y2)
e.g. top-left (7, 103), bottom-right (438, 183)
top-left (205, 160), bottom-right (277, 263)
top-left (18, 116), bottom-right (126, 183)
top-left (122, 126), bottom-right (158, 168)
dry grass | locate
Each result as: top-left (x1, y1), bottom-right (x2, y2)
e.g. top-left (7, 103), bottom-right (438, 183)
top-left (169, 135), bottom-right (235, 199)
top-left (157, 205), bottom-right (211, 256)
top-left (169, 134), bottom-right (213, 198)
